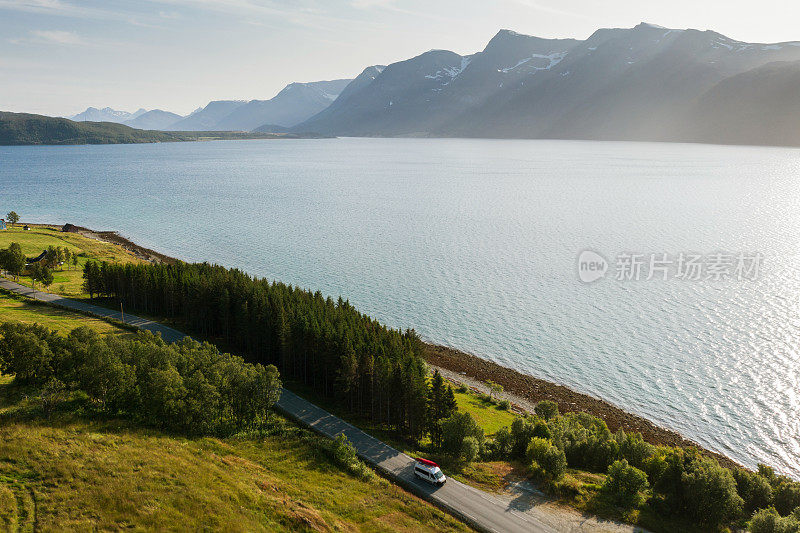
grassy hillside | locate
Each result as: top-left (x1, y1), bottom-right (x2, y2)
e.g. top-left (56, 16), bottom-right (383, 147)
top-left (0, 225), bottom-right (143, 297)
top-left (0, 301), bottom-right (467, 532)
top-left (0, 112), bottom-right (318, 146)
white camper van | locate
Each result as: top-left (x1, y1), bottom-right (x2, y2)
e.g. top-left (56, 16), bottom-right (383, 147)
top-left (413, 458), bottom-right (446, 485)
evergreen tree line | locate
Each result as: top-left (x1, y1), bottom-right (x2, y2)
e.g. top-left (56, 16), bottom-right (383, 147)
top-left (0, 321), bottom-right (281, 435)
top-left (82, 260), bottom-right (434, 440)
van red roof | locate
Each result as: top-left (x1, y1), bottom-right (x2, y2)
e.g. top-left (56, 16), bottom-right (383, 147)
top-left (414, 458), bottom-right (439, 468)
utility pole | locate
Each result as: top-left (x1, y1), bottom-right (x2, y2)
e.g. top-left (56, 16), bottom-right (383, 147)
top-left (120, 301), bottom-right (124, 324)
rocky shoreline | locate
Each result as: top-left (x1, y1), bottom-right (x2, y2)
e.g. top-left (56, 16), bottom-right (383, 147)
top-left (423, 343), bottom-right (740, 470)
top-left (43, 221), bottom-right (741, 470)
top-left (60, 223), bottom-right (176, 264)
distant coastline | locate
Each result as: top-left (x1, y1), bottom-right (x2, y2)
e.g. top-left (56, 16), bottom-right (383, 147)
top-left (43, 221), bottom-right (743, 472)
top-left (0, 111), bottom-right (328, 146)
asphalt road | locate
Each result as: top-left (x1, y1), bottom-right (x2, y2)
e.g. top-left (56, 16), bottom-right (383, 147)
top-left (0, 278), bottom-right (186, 342)
top-left (1, 276), bottom-right (554, 532)
top-left (275, 388), bottom-right (553, 532)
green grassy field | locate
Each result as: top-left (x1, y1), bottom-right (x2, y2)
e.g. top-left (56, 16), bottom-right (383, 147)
top-left (0, 290), bottom-right (131, 336)
top-left (452, 389), bottom-right (517, 437)
top-left (0, 300), bottom-right (468, 532)
top-left (0, 225), bottom-right (143, 297)
top-left (0, 416), bottom-right (466, 532)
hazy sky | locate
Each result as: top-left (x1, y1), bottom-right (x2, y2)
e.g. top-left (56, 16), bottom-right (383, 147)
top-left (2, 0), bottom-right (799, 117)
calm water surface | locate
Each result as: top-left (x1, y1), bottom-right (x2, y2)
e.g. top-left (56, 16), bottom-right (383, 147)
top-left (2, 137), bottom-right (799, 477)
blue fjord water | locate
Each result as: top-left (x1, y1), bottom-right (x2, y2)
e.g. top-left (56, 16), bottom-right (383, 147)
top-left (1, 137), bottom-right (799, 477)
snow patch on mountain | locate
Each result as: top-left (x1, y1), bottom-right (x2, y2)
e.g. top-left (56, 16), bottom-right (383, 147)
top-left (425, 56), bottom-right (472, 81)
top-left (498, 51), bottom-right (567, 73)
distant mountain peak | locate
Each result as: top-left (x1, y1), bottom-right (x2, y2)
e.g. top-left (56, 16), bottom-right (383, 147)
top-left (292, 22), bottom-right (800, 147)
top-left (635, 22), bottom-right (668, 30)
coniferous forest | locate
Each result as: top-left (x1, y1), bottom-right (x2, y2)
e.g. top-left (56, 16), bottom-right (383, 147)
top-left (83, 260), bottom-right (430, 440)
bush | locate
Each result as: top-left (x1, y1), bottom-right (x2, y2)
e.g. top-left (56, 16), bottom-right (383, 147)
top-left (615, 429), bottom-right (655, 469)
top-left (648, 449), bottom-right (743, 527)
top-left (549, 412), bottom-right (619, 472)
top-left (760, 464), bottom-right (778, 484)
top-left (534, 400), bottom-right (559, 421)
top-left (456, 384), bottom-right (468, 394)
top-left (602, 459), bottom-right (649, 508)
top-left (462, 436), bottom-right (480, 464)
top-left (479, 393), bottom-right (495, 405)
top-left (749, 506), bottom-right (800, 533)
top-left (327, 434), bottom-right (373, 480)
top-left (733, 467), bottom-right (774, 514)
top-left (441, 411), bottom-right (484, 459)
top-left (39, 378), bottom-right (67, 418)
top-left (775, 482), bottom-right (800, 516)
top-left (498, 399), bottom-right (510, 411)
top-left (491, 426), bottom-right (513, 459)
top-left (526, 437), bottom-right (567, 482)
top-left (510, 416), bottom-right (537, 458)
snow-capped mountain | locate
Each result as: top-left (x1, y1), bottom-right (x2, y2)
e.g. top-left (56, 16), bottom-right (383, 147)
top-left (295, 23), bottom-right (800, 145)
top-left (214, 79), bottom-right (351, 131)
top-left (71, 107), bottom-right (147, 123)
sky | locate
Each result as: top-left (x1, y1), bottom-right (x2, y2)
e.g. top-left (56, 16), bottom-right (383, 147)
top-left (2, 0), bottom-right (800, 117)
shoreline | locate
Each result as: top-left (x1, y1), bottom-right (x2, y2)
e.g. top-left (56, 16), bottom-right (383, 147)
top-left (422, 343), bottom-right (740, 470)
top-left (27, 222), bottom-right (741, 471)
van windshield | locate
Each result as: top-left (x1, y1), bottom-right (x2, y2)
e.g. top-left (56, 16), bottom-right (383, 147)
top-left (434, 471), bottom-right (443, 479)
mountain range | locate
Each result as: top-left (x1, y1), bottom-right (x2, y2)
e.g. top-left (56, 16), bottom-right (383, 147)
top-left (294, 23), bottom-right (800, 145)
top-left (70, 79), bottom-right (352, 133)
top-left (59, 23), bottom-right (800, 146)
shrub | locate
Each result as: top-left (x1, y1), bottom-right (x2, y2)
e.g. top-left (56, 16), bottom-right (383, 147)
top-left (760, 464), bottom-right (778, 485)
top-left (775, 482), bottom-right (800, 516)
top-left (510, 416), bottom-right (538, 458)
top-left (39, 378), bottom-right (67, 418)
top-left (733, 467), bottom-right (774, 514)
top-left (526, 437), bottom-right (566, 482)
top-left (532, 418), bottom-right (551, 439)
top-left (456, 384), bottom-right (468, 394)
top-left (491, 426), bottom-right (513, 459)
top-left (549, 412), bottom-right (619, 472)
top-left (602, 459), bottom-right (649, 508)
top-left (683, 457), bottom-right (743, 526)
top-left (441, 411), bottom-right (484, 459)
top-left (328, 434), bottom-right (373, 480)
top-left (498, 399), bottom-right (510, 411)
top-left (649, 448), bottom-right (743, 527)
top-left (615, 429), bottom-right (655, 469)
top-left (526, 437), bottom-right (550, 464)
top-left (749, 506), bottom-right (800, 533)
top-left (534, 400), bottom-right (559, 421)
top-left (462, 436), bottom-right (480, 464)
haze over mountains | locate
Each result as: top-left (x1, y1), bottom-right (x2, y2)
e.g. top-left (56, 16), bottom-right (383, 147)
top-left (61, 23), bottom-right (800, 146)
top-left (296, 23), bottom-right (800, 145)
top-left (70, 79), bottom-right (352, 132)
